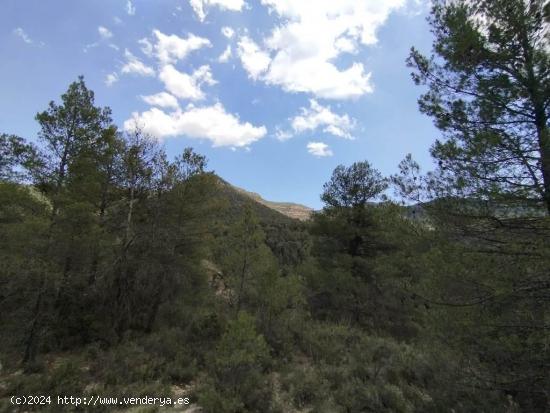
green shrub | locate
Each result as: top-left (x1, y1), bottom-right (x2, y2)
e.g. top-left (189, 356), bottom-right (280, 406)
top-left (198, 312), bottom-right (274, 413)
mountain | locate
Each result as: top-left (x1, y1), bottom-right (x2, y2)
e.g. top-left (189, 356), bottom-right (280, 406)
top-left (230, 185), bottom-right (314, 221)
top-left (213, 177), bottom-right (314, 221)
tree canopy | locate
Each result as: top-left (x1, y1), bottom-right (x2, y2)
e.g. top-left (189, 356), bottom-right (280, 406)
top-left (321, 161), bottom-right (388, 208)
top-left (408, 0), bottom-right (550, 212)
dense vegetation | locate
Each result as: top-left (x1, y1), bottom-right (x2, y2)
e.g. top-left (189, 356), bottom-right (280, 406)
top-left (1, 0), bottom-right (548, 411)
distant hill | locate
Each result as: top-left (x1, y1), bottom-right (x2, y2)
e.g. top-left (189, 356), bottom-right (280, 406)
top-left (216, 178), bottom-right (314, 221)
top-left (231, 185), bottom-right (313, 221)
top-left (401, 197), bottom-right (547, 226)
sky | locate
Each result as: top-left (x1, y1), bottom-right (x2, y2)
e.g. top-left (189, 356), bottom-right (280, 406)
top-left (0, 0), bottom-right (439, 209)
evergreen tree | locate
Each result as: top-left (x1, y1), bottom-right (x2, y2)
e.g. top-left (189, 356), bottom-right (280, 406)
top-left (34, 76), bottom-right (114, 206)
top-left (321, 161), bottom-right (387, 209)
top-left (407, 2), bottom-right (550, 409)
top-left (19, 77), bottom-right (117, 363)
top-left (0, 133), bottom-right (40, 182)
top-left (218, 206), bottom-right (277, 315)
top-left (408, 0), bottom-right (550, 212)
top-left (306, 162), bottom-right (414, 334)
top-left (199, 312), bottom-right (273, 413)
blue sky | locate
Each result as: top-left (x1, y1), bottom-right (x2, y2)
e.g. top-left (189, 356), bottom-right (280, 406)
top-left (1, 0), bottom-right (438, 209)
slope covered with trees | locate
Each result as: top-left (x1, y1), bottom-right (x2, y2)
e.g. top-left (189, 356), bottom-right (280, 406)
top-left (0, 0), bottom-right (548, 411)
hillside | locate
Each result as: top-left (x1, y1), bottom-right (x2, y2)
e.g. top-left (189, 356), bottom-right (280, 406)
top-left (3, 7), bottom-right (549, 409)
top-left (231, 184), bottom-right (314, 221)
top-left (215, 177), bottom-right (313, 222)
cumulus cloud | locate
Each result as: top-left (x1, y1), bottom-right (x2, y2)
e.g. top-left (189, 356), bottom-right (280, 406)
top-left (237, 36), bottom-right (271, 80)
top-left (159, 64), bottom-right (216, 100)
top-left (105, 72), bottom-right (119, 86)
top-left (13, 27), bottom-right (32, 44)
top-left (274, 128), bottom-right (293, 141)
top-left (291, 99), bottom-right (355, 139)
top-left (140, 92), bottom-right (179, 109)
top-left (98, 26), bottom-right (113, 39)
top-left (218, 45), bottom-right (232, 63)
top-left (138, 37), bottom-right (153, 57)
top-left (121, 49), bottom-right (155, 76)
top-left (235, 0), bottom-right (405, 99)
top-left (190, 0), bottom-right (245, 22)
top-left (307, 141), bottom-right (333, 157)
top-left (126, 0), bottom-right (136, 15)
top-left (124, 103), bottom-right (267, 147)
top-left (221, 26), bottom-right (235, 38)
top-left (144, 29), bottom-right (211, 64)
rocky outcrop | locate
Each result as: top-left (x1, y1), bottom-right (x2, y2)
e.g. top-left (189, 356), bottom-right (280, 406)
top-left (231, 186), bottom-right (314, 221)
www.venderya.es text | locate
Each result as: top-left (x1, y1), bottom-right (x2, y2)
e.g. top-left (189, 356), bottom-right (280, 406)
top-left (10, 395), bottom-right (190, 407)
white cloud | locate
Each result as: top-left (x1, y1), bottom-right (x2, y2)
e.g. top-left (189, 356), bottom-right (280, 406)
top-left (221, 26), bottom-right (235, 38)
top-left (98, 26), bottom-right (113, 39)
top-left (159, 64), bottom-right (216, 101)
top-left (147, 29), bottom-right (211, 64)
top-left (274, 128), bottom-right (293, 141)
top-left (218, 45), bottom-right (232, 62)
top-left (291, 99), bottom-right (355, 139)
top-left (403, 0), bottom-right (430, 17)
top-left (138, 37), bottom-right (153, 57)
top-left (189, 0), bottom-right (245, 22)
top-left (105, 72), bottom-right (119, 86)
top-left (13, 27), bottom-right (32, 44)
top-left (307, 141), bottom-right (333, 157)
top-left (235, 0), bottom-right (405, 99)
top-left (334, 36), bottom-right (357, 54)
top-left (237, 36), bottom-right (271, 80)
top-left (140, 92), bottom-right (179, 109)
top-left (126, 0), bottom-right (136, 15)
top-left (124, 103), bottom-right (266, 147)
top-left (113, 16), bottom-right (123, 25)
top-left (121, 49), bottom-right (155, 76)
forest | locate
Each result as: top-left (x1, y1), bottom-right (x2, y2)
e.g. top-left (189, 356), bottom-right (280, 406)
top-left (0, 0), bottom-right (549, 412)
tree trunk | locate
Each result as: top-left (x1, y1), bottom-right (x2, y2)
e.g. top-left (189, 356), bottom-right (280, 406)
top-left (521, 28), bottom-right (550, 214)
top-left (536, 122), bottom-right (550, 215)
top-left (23, 274), bottom-right (46, 364)
top-left (236, 253), bottom-right (248, 315)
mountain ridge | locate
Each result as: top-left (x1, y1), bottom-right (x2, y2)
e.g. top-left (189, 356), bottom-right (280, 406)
top-left (213, 176), bottom-right (314, 221)
top-left (230, 184), bottom-right (314, 221)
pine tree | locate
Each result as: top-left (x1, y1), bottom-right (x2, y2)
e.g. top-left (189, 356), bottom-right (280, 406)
top-left (218, 206), bottom-right (276, 315)
top-left (21, 76), bottom-right (117, 362)
top-left (408, 0), bottom-right (550, 213)
top-left (0, 133), bottom-right (40, 182)
top-left (407, 2), bottom-right (550, 409)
